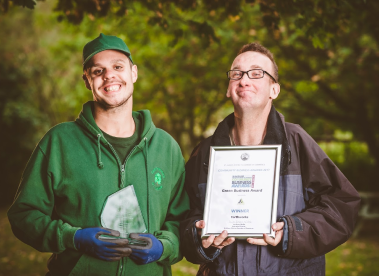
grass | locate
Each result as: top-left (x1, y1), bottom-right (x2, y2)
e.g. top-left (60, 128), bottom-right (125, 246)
top-left (1, 208), bottom-right (378, 276)
top-left (326, 237), bottom-right (379, 276)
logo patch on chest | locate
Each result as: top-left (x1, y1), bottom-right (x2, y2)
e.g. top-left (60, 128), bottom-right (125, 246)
top-left (151, 167), bottom-right (165, 191)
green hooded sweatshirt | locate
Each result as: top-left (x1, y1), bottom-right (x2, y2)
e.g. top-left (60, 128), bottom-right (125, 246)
top-left (8, 102), bottom-right (190, 276)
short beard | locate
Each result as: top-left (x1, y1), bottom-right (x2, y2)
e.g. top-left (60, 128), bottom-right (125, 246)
top-left (94, 92), bottom-right (133, 111)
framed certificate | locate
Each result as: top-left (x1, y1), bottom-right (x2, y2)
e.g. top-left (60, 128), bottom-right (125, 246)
top-left (201, 145), bottom-right (281, 239)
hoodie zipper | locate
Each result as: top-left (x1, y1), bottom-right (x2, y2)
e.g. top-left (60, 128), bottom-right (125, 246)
top-left (99, 134), bottom-right (149, 276)
top-left (120, 146), bottom-right (138, 187)
top-left (105, 141), bottom-right (138, 188)
top-left (106, 142), bottom-right (124, 187)
top-left (102, 141), bottom-right (139, 276)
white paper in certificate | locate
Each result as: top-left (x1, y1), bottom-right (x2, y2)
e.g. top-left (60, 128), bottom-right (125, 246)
top-left (206, 149), bottom-right (277, 234)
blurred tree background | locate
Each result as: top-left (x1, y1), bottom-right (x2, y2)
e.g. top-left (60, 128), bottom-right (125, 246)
top-left (1, 0), bottom-right (378, 208)
top-left (1, 0), bottom-right (379, 275)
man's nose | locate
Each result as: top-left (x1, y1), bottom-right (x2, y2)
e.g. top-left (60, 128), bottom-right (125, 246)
top-left (239, 72), bottom-right (251, 86)
top-left (103, 68), bottom-right (115, 80)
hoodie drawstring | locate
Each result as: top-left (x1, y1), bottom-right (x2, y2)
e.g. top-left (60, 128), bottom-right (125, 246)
top-left (97, 134), bottom-right (104, 169)
top-left (142, 137), bottom-right (150, 232)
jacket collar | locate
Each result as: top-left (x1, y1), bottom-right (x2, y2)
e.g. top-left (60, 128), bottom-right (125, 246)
top-left (210, 104), bottom-right (291, 173)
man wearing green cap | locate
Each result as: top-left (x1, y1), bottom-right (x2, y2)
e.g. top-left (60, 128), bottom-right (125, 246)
top-left (8, 34), bottom-right (190, 276)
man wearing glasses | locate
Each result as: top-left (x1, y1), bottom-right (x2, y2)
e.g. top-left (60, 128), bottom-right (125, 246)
top-left (180, 43), bottom-right (360, 275)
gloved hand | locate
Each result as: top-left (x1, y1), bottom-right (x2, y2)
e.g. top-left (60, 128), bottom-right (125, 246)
top-left (128, 233), bottom-right (163, 265)
top-left (74, 227), bottom-right (131, 261)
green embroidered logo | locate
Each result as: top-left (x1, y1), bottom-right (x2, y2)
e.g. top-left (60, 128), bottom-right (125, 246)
top-left (151, 167), bottom-right (165, 191)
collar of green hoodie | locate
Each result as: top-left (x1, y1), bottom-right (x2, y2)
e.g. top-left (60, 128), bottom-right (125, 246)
top-left (75, 101), bottom-right (156, 186)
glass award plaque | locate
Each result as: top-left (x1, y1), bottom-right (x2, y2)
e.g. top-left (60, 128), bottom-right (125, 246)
top-left (101, 185), bottom-right (147, 239)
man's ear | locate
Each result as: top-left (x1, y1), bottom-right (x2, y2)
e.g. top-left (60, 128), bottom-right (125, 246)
top-left (82, 73), bottom-right (92, 91)
top-left (226, 86), bottom-right (232, 98)
top-left (269, 83), bottom-right (280, 100)
top-left (131, 65), bottom-right (138, 83)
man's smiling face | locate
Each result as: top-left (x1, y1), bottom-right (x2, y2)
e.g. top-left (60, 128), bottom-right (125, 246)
top-left (83, 50), bottom-right (137, 109)
top-left (226, 51), bottom-right (279, 112)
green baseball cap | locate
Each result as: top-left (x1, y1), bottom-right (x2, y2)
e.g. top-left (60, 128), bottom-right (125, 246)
top-left (82, 33), bottom-right (134, 68)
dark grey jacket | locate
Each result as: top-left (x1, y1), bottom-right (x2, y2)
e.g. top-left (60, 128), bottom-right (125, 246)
top-left (180, 106), bottom-right (360, 276)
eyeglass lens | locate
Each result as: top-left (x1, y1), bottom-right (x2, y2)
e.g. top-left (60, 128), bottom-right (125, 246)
top-left (228, 70), bottom-right (264, 80)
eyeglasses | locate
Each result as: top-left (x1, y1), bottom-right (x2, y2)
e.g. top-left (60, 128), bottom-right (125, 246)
top-left (226, 69), bottom-right (277, 83)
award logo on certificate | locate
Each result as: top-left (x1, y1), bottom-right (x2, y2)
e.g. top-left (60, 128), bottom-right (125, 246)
top-left (201, 145), bottom-right (281, 239)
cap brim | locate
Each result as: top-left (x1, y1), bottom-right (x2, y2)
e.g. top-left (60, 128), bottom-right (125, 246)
top-left (83, 48), bottom-right (133, 67)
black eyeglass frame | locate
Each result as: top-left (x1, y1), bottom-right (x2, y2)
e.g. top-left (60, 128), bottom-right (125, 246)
top-left (226, 69), bottom-right (277, 83)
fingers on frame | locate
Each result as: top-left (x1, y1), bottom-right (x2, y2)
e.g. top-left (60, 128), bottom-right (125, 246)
top-left (246, 238), bottom-right (268, 246)
top-left (195, 220), bottom-right (205, 229)
top-left (272, 221), bottom-right (284, 231)
top-left (213, 231), bottom-right (228, 246)
top-left (202, 235), bottom-right (215, 249)
top-left (223, 237), bottom-right (235, 246)
top-left (214, 237), bottom-right (235, 248)
top-left (262, 231), bottom-right (283, 246)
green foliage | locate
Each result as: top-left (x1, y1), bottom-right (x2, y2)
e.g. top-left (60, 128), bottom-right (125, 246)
top-left (1, 3), bottom-right (378, 274)
top-left (6, 0), bottom-right (378, 49)
top-left (319, 138), bottom-right (375, 191)
top-left (0, 4), bottom-right (93, 206)
top-left (0, 0), bottom-right (36, 12)
top-left (261, 2), bottom-right (379, 178)
top-left (1, 0), bottom-right (378, 209)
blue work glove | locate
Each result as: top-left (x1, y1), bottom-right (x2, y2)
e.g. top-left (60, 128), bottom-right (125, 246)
top-left (74, 227), bottom-right (131, 261)
top-left (128, 233), bottom-right (163, 264)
